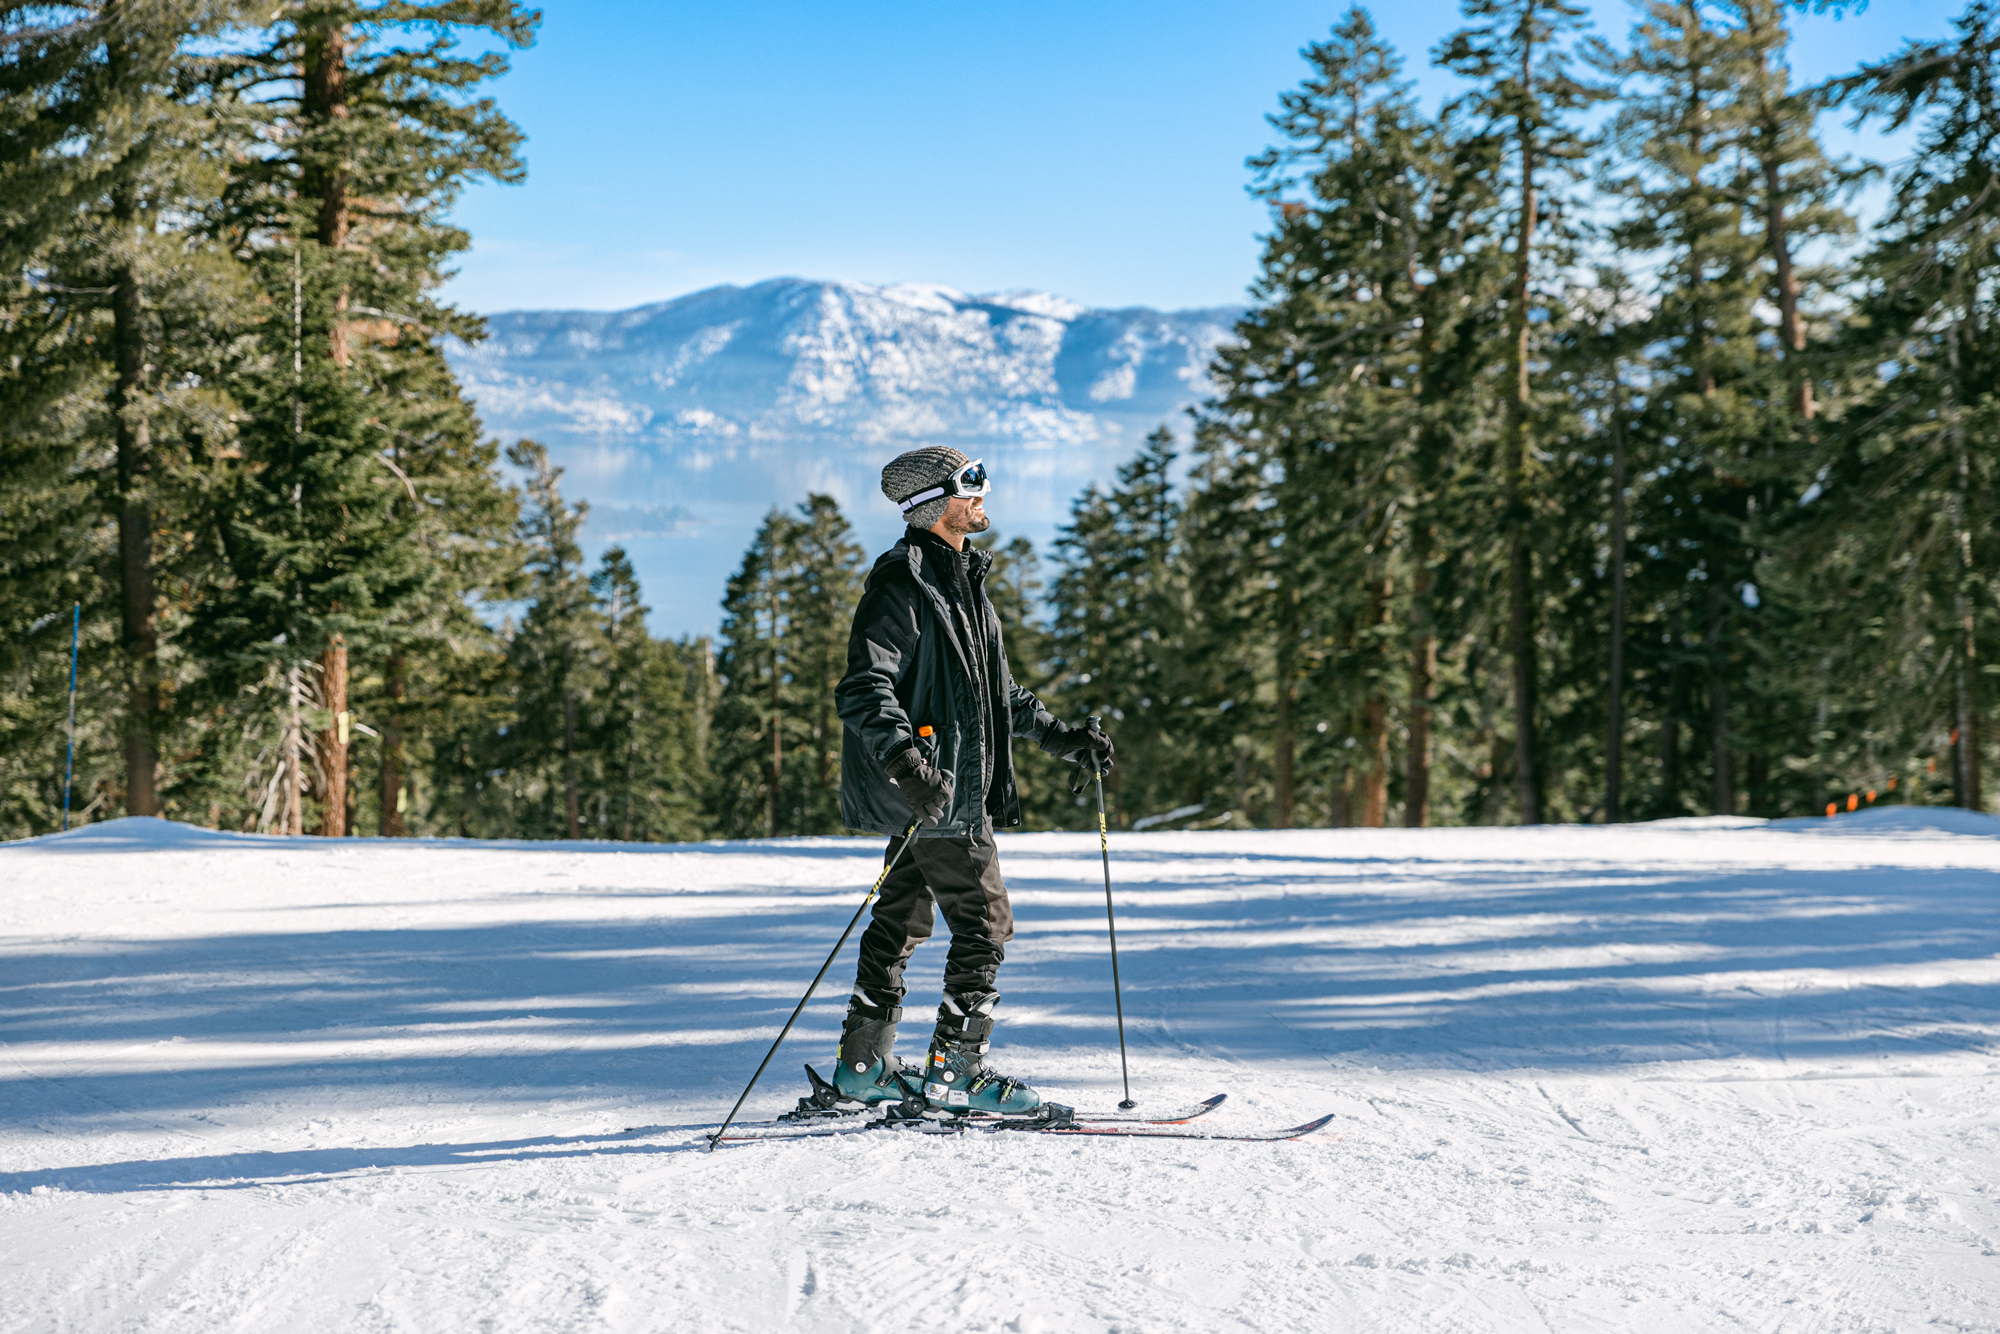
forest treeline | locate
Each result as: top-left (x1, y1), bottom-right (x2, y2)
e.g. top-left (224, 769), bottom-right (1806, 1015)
top-left (5, 0), bottom-right (2000, 841)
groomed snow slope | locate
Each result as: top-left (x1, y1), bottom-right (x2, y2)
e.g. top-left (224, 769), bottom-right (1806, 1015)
top-left (3, 813), bottom-right (1998, 1332)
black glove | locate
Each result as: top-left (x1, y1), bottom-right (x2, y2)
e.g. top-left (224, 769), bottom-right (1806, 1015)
top-left (885, 747), bottom-right (954, 827)
top-left (1042, 718), bottom-right (1116, 777)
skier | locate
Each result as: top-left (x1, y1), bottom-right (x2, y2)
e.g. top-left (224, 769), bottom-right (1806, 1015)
top-left (829, 446), bottom-right (1115, 1115)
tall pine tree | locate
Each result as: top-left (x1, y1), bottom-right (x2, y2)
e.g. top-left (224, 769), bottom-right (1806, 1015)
top-left (1439, 0), bottom-right (1611, 822)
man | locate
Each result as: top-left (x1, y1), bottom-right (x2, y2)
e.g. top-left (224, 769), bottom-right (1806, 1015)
top-left (830, 445), bottom-right (1114, 1115)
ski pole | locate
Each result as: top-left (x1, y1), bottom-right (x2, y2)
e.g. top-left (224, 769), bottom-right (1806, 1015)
top-left (707, 818), bottom-right (923, 1150)
top-left (1085, 715), bottom-right (1136, 1109)
top-left (62, 603), bottom-right (78, 833)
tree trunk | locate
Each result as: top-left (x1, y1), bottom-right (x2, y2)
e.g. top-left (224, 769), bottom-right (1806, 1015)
top-left (1955, 610), bottom-right (1981, 811)
top-left (1709, 593), bottom-right (1733, 816)
top-left (1949, 315), bottom-right (1981, 811)
top-left (1757, 92), bottom-right (1815, 421)
top-left (1405, 623), bottom-right (1435, 828)
top-left (1360, 696), bottom-right (1389, 828)
top-left (281, 661), bottom-right (308, 836)
top-left (1406, 278), bottom-right (1446, 832)
top-left (1360, 573), bottom-right (1391, 827)
top-left (769, 586), bottom-right (783, 839)
top-left (1329, 741), bottom-right (1351, 828)
top-left (316, 635), bottom-right (348, 834)
top-left (379, 656), bottom-right (405, 836)
top-left (1659, 665), bottom-right (1682, 814)
top-left (563, 689), bottom-right (580, 837)
top-left (1272, 573), bottom-right (1298, 830)
top-left (1273, 673), bottom-right (1296, 831)
top-left (1813, 686), bottom-right (1831, 813)
top-left (302, 18), bottom-right (352, 366)
top-left (100, 10), bottom-right (162, 819)
top-left (112, 249), bottom-right (160, 818)
top-left (1606, 366), bottom-right (1628, 822)
top-left (1505, 62), bottom-right (1542, 825)
top-left (1486, 728), bottom-right (1510, 826)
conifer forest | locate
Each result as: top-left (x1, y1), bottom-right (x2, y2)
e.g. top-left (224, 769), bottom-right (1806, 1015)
top-left (6, 0), bottom-right (2000, 841)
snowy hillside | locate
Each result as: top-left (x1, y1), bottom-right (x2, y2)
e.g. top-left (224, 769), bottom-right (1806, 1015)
top-left (445, 280), bottom-right (1243, 632)
top-left (449, 279), bottom-right (1239, 457)
top-left (5, 812), bottom-right (1998, 1331)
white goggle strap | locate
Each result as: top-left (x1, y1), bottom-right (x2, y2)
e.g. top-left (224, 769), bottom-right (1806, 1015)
top-left (896, 461), bottom-right (987, 513)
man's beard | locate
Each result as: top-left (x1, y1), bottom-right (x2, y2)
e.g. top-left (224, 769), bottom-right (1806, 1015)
top-left (947, 507), bottom-right (991, 536)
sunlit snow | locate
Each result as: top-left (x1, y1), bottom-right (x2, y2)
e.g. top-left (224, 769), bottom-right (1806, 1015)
top-left (4, 810), bottom-right (1997, 1330)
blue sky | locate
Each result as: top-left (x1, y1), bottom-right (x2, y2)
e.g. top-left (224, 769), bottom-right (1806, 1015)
top-left (440, 0), bottom-right (1963, 317)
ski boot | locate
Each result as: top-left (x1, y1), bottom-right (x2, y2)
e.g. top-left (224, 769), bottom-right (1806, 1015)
top-left (827, 997), bottom-right (911, 1106)
top-left (919, 991), bottom-right (1042, 1116)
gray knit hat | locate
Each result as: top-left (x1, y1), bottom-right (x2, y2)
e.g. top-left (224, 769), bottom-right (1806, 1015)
top-left (881, 445), bottom-right (972, 531)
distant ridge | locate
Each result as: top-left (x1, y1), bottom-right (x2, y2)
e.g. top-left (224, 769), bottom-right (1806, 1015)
top-left (442, 277), bottom-right (1244, 632)
top-left (447, 277), bottom-right (1242, 455)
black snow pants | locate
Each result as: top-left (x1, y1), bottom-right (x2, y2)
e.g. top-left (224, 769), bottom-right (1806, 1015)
top-left (851, 818), bottom-right (1014, 1014)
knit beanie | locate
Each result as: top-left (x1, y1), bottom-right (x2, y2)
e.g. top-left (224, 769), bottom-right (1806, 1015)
top-left (880, 445), bottom-right (972, 532)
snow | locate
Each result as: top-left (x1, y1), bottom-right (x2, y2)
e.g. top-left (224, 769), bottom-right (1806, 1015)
top-left (4, 813), bottom-right (1998, 1332)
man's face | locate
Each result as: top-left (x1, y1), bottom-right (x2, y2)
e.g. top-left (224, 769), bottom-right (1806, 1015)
top-left (939, 494), bottom-right (990, 536)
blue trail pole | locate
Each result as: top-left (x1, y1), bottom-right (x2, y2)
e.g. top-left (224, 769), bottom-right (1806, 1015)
top-left (62, 603), bottom-right (78, 832)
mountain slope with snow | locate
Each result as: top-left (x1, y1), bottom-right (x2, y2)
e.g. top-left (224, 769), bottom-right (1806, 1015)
top-left (444, 280), bottom-right (1243, 631)
top-left (450, 279), bottom-right (1239, 455)
top-left (4, 812), bottom-right (1998, 1331)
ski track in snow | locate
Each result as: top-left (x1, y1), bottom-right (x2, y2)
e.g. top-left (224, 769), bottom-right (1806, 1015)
top-left (3, 812), bottom-right (1998, 1332)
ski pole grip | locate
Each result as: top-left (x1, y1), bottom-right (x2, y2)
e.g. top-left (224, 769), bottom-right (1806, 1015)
top-left (1085, 715), bottom-right (1103, 779)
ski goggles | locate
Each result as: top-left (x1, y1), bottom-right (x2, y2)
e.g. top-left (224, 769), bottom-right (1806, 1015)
top-left (897, 458), bottom-right (990, 514)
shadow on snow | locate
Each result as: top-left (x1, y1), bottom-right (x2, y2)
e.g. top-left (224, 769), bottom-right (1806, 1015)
top-left (5, 821), bottom-right (1999, 1194)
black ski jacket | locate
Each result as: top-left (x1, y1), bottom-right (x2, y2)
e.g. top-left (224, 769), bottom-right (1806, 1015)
top-left (837, 527), bottom-right (1059, 837)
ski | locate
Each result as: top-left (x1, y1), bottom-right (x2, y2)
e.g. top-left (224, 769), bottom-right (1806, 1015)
top-left (1055, 1092), bottom-right (1227, 1125)
top-left (779, 1091), bottom-right (1228, 1129)
top-left (707, 1106), bottom-right (1332, 1145)
top-left (777, 1064), bottom-right (1226, 1128)
top-left (1025, 1112), bottom-right (1335, 1142)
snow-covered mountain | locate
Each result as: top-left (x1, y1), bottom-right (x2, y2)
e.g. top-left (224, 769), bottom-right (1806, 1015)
top-left (451, 278), bottom-right (1240, 455)
top-left (445, 279), bottom-right (1243, 632)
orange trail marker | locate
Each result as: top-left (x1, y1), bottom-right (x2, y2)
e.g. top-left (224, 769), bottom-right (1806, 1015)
top-left (1826, 802), bottom-right (1837, 818)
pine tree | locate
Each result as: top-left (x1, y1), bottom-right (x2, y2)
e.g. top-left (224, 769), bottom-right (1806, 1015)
top-left (1600, 0), bottom-right (1769, 817)
top-left (206, 0), bottom-right (535, 833)
top-left (1730, 0), bottom-right (1853, 426)
top-left (1204, 7), bottom-right (1506, 828)
top-left (1439, 0), bottom-right (1611, 822)
top-left (778, 495), bottom-right (865, 834)
top-left (1177, 416), bottom-right (1279, 827)
top-left (711, 508), bottom-right (794, 839)
top-left (1781, 0), bottom-right (2000, 811)
top-left (708, 495), bottom-right (862, 839)
top-left (586, 545), bottom-right (705, 841)
top-left (0, 0), bottom-right (249, 821)
top-left (481, 439), bottom-right (598, 838)
top-left (1046, 429), bottom-right (1194, 828)
top-left (973, 531), bottom-right (1070, 828)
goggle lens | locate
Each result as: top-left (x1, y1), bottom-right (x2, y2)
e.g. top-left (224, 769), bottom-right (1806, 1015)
top-left (956, 461), bottom-right (989, 494)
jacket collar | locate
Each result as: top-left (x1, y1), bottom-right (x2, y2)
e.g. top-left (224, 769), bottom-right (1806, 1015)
top-left (902, 525), bottom-right (992, 583)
